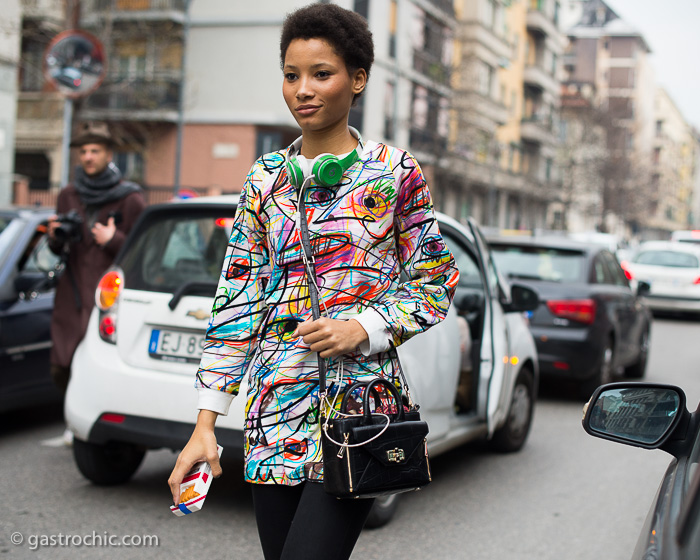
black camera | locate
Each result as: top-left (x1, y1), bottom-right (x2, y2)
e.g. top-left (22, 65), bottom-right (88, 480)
top-left (52, 210), bottom-right (83, 244)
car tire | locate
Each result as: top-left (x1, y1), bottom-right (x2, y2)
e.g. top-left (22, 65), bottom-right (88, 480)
top-left (364, 494), bottom-right (401, 529)
top-left (580, 337), bottom-right (614, 400)
top-left (490, 367), bottom-right (535, 453)
top-left (73, 439), bottom-right (145, 486)
top-left (624, 328), bottom-right (649, 379)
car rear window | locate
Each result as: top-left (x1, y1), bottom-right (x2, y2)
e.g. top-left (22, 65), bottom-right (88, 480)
top-left (119, 210), bottom-right (234, 294)
top-left (490, 244), bottom-right (586, 282)
top-left (633, 250), bottom-right (699, 268)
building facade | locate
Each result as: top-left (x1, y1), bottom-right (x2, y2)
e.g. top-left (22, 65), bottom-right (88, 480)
top-left (561, 0), bottom-right (664, 236)
top-left (648, 88), bottom-right (695, 235)
top-left (444, 0), bottom-right (565, 230)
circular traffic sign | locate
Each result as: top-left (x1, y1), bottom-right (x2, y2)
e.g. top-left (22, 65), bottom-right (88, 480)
top-left (44, 30), bottom-right (106, 98)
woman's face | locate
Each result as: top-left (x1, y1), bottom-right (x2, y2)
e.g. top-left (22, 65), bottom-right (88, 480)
top-left (282, 38), bottom-right (366, 136)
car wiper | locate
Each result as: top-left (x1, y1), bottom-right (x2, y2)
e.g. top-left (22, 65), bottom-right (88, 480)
top-left (168, 281), bottom-right (218, 310)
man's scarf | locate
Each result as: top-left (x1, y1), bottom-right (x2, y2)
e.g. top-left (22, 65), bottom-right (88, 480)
top-left (73, 162), bottom-right (141, 206)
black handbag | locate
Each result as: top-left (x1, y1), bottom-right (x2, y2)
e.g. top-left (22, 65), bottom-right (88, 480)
top-left (296, 181), bottom-right (432, 499)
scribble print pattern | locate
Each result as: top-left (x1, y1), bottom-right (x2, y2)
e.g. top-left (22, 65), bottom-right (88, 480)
top-left (195, 139), bottom-right (459, 485)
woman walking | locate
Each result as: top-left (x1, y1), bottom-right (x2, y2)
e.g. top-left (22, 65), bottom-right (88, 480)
top-left (169, 4), bottom-right (459, 559)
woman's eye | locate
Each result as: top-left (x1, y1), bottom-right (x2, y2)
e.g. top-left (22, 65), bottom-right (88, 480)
top-left (285, 73), bottom-right (297, 81)
top-left (316, 70), bottom-right (331, 78)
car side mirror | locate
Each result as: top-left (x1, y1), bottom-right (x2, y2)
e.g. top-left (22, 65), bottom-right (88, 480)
top-left (582, 382), bottom-right (689, 455)
top-left (502, 283), bottom-right (539, 313)
top-left (14, 271), bottom-right (50, 298)
top-left (637, 280), bottom-right (651, 297)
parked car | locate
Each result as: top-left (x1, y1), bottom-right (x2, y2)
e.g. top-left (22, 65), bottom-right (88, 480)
top-left (621, 241), bottom-right (700, 315)
top-left (64, 196), bottom-right (540, 527)
top-left (0, 207), bottom-right (61, 412)
top-left (488, 236), bottom-right (652, 398)
top-left (583, 382), bottom-right (700, 559)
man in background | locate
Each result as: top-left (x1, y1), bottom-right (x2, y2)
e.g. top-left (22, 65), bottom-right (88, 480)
top-left (48, 122), bottom-right (145, 407)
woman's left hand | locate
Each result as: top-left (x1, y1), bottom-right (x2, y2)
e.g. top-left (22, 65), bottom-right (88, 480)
top-left (293, 318), bottom-right (368, 358)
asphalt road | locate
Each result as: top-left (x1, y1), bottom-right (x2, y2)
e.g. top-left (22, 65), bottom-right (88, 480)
top-left (1, 316), bottom-right (699, 560)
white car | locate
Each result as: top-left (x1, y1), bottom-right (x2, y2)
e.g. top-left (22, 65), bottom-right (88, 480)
top-left (65, 196), bottom-right (539, 526)
top-left (622, 241), bottom-right (700, 313)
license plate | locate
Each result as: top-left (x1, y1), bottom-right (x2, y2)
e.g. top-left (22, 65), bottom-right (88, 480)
top-left (149, 329), bottom-right (204, 363)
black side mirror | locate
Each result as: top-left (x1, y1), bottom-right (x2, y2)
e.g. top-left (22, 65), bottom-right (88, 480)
top-left (14, 271), bottom-right (50, 297)
top-left (637, 280), bottom-right (651, 297)
top-left (503, 283), bottom-right (539, 313)
top-left (582, 382), bottom-right (689, 456)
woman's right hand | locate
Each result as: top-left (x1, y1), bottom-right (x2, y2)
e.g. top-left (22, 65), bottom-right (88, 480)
top-left (168, 410), bottom-right (222, 506)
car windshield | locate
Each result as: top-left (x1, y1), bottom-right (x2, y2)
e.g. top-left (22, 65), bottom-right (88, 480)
top-left (633, 250), bottom-right (699, 268)
top-left (490, 244), bottom-right (586, 282)
top-left (119, 211), bottom-right (234, 294)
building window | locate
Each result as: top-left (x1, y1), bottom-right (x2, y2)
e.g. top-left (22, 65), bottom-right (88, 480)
top-left (113, 151), bottom-right (144, 182)
top-left (389, 0), bottom-right (397, 58)
top-left (354, 0), bottom-right (369, 20)
top-left (656, 120), bottom-right (663, 136)
top-left (384, 81), bottom-right (395, 140)
top-left (476, 60), bottom-right (494, 97)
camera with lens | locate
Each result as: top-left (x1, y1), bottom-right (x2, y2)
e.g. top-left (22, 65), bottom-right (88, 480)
top-left (52, 210), bottom-right (83, 244)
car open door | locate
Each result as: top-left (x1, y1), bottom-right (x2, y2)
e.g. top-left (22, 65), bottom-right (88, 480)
top-left (467, 219), bottom-right (511, 435)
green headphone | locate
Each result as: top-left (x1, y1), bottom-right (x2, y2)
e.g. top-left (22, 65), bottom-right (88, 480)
top-left (285, 134), bottom-right (361, 188)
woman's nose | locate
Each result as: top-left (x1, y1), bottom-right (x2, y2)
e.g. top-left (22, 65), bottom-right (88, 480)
top-left (296, 76), bottom-right (313, 99)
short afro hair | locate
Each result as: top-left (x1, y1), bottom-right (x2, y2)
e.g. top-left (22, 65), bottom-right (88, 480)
top-left (280, 3), bottom-right (374, 102)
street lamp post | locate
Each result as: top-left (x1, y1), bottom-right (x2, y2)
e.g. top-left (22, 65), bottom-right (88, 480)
top-left (173, 0), bottom-right (192, 197)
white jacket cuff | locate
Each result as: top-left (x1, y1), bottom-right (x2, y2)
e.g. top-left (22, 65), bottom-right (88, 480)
top-left (354, 308), bottom-right (392, 356)
top-left (197, 387), bottom-right (234, 416)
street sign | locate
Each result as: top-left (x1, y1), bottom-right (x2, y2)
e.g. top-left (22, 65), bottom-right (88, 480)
top-left (44, 30), bottom-right (106, 99)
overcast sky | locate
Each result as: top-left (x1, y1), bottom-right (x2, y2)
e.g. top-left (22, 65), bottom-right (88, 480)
top-left (604, 0), bottom-right (700, 130)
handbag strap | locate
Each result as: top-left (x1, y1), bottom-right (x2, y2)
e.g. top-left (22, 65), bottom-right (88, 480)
top-left (296, 181), bottom-right (415, 408)
top-left (297, 184), bottom-right (328, 394)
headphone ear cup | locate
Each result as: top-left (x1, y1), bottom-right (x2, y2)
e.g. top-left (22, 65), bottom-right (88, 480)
top-left (286, 157), bottom-right (305, 188)
top-left (313, 155), bottom-right (343, 187)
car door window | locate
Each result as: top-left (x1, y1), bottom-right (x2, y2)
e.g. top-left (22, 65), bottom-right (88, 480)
top-left (20, 233), bottom-right (60, 273)
top-left (602, 251), bottom-right (629, 287)
top-left (441, 231), bottom-right (482, 288)
top-left (591, 254), bottom-right (614, 285)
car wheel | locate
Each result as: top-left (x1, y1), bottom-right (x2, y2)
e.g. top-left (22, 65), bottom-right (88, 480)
top-left (364, 494), bottom-right (401, 529)
top-left (73, 439), bottom-right (145, 486)
top-left (624, 328), bottom-right (649, 379)
top-left (580, 337), bottom-right (614, 400)
top-left (490, 367), bottom-right (535, 453)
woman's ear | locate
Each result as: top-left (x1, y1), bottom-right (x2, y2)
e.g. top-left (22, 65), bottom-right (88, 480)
top-left (352, 68), bottom-right (367, 96)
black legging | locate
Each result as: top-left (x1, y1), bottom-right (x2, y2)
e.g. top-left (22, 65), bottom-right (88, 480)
top-left (250, 482), bottom-right (375, 560)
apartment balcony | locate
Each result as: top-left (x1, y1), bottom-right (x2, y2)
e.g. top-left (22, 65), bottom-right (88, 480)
top-left (458, 24), bottom-right (511, 62)
top-left (413, 49), bottom-right (451, 87)
top-left (425, 0), bottom-right (454, 16)
top-left (523, 63), bottom-right (558, 95)
top-left (521, 116), bottom-right (557, 146)
top-left (21, 0), bottom-right (64, 22)
top-left (453, 91), bottom-right (509, 129)
top-left (409, 127), bottom-right (447, 157)
top-left (15, 92), bottom-right (65, 148)
top-left (81, 75), bottom-right (180, 121)
top-left (80, 0), bottom-right (186, 25)
top-left (526, 8), bottom-right (558, 40)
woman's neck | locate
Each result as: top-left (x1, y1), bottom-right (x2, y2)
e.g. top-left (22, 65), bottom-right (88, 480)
top-left (300, 124), bottom-right (357, 158)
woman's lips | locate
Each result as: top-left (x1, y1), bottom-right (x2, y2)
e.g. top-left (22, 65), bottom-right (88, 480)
top-left (296, 105), bottom-right (320, 116)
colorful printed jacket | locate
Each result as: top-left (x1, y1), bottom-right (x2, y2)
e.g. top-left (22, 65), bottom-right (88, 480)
top-left (195, 135), bottom-right (459, 485)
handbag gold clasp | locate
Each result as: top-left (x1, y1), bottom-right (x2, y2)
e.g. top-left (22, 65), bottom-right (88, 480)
top-left (387, 448), bottom-right (406, 463)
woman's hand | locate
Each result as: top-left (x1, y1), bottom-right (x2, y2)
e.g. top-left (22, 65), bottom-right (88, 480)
top-left (293, 318), bottom-right (368, 358)
top-left (168, 410), bottom-right (222, 506)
